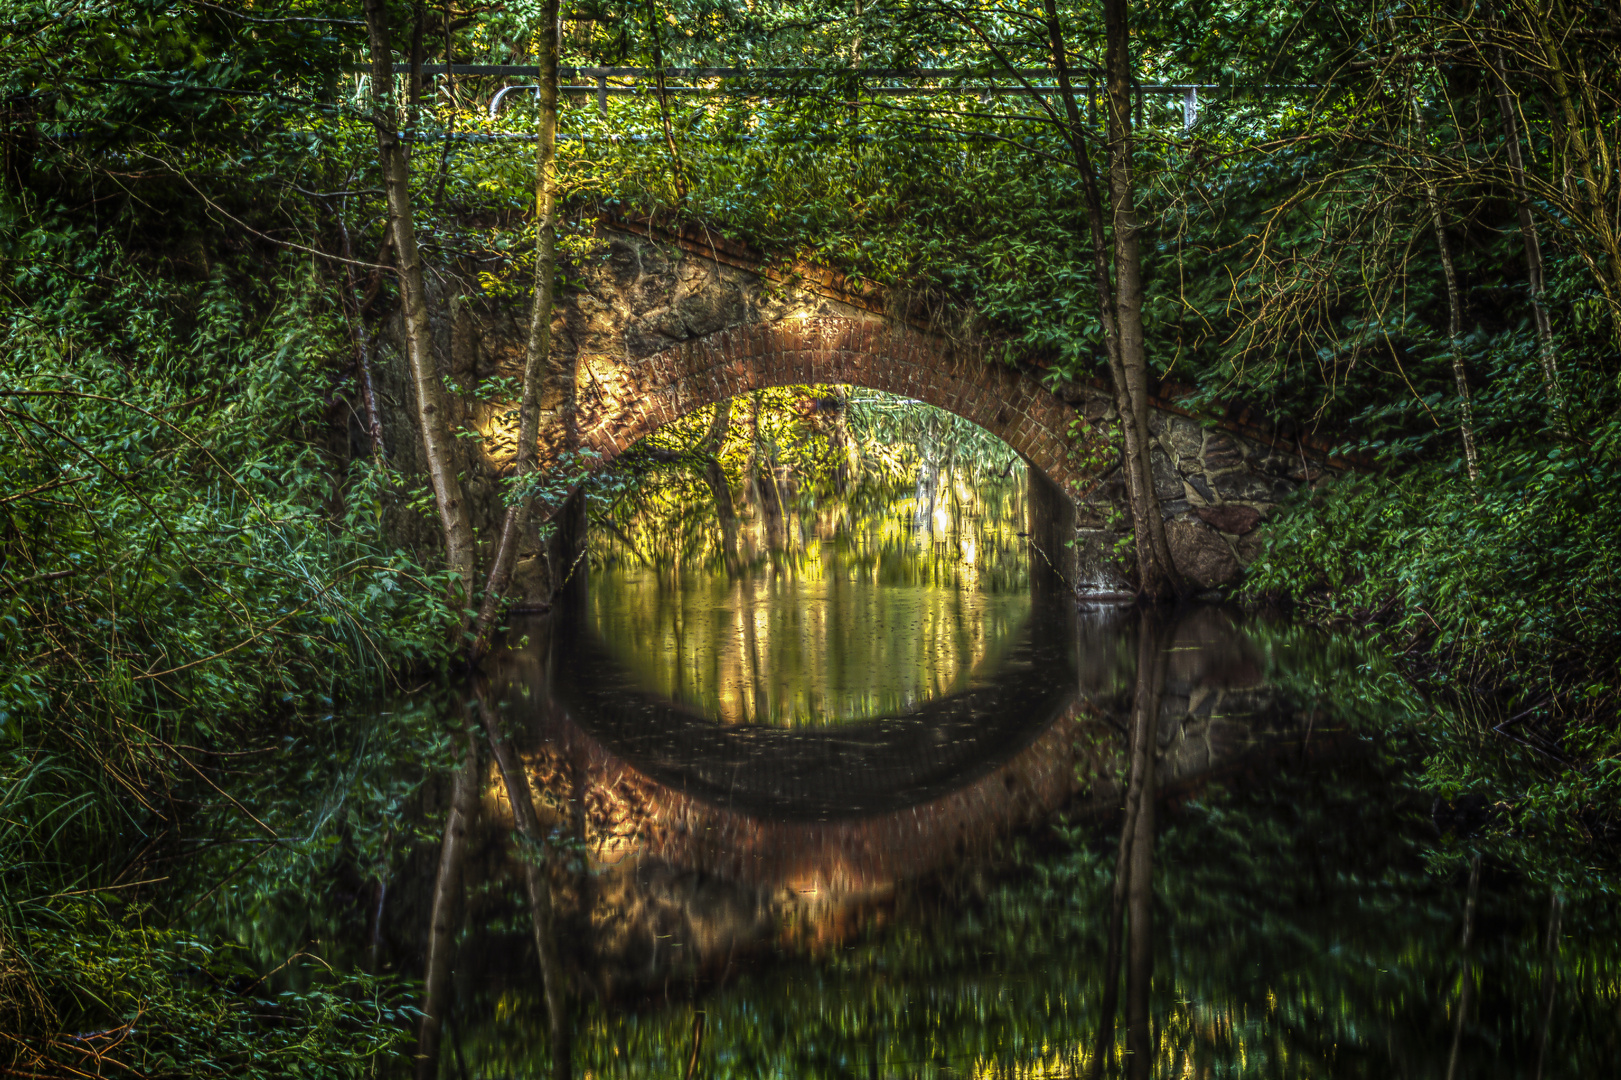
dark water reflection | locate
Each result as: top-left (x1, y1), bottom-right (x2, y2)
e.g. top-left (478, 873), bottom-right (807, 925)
top-left (586, 513), bottom-right (1031, 727)
top-left (397, 577), bottom-right (1621, 1080)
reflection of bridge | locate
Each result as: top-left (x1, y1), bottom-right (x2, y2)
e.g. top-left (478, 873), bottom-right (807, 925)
top-left (549, 607), bottom-right (1075, 820)
top-left (478, 604), bottom-right (1338, 995)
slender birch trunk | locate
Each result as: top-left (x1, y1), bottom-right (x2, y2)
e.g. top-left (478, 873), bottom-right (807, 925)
top-left (470, 0), bottom-right (561, 663)
top-left (364, 0), bottom-right (477, 617)
top-left (414, 716), bottom-right (481, 1080)
top-left (1412, 92), bottom-right (1482, 485)
top-left (479, 688), bottom-right (572, 1080)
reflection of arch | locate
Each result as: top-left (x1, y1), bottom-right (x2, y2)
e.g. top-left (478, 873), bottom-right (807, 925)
top-left (570, 315), bottom-right (1090, 498)
top-left (551, 604), bottom-right (1076, 820)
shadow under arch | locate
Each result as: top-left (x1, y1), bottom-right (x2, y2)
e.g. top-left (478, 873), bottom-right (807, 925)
top-left (544, 585), bottom-right (1077, 821)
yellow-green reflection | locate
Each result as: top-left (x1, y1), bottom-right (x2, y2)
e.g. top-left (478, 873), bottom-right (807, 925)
top-left (587, 506), bottom-right (1030, 726)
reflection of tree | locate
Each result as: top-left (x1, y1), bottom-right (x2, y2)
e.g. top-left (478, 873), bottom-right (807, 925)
top-left (1091, 607), bottom-right (1167, 1080)
top-left (414, 710), bottom-right (481, 1080)
top-left (476, 680), bottom-right (573, 1080)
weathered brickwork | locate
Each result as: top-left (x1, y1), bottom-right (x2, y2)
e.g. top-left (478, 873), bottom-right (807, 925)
top-left (570, 314), bottom-right (1093, 501)
top-left (377, 228), bottom-right (1330, 600)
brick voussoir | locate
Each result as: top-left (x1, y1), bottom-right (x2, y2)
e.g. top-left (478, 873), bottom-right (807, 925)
top-left (536, 314), bottom-right (1132, 522)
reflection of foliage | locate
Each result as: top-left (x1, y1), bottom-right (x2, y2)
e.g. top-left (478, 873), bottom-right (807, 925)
top-left (588, 536), bottom-right (1031, 726)
top-left (1245, 459), bottom-right (1621, 876)
top-left (450, 739), bottom-right (1621, 1078)
top-left (14, 901), bottom-right (409, 1078)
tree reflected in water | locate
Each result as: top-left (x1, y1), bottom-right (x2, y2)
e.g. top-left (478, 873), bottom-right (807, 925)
top-left (405, 602), bottom-right (1619, 1079)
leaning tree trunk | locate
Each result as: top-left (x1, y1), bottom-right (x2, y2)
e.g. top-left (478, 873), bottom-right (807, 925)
top-left (1530, 6), bottom-right (1621, 345)
top-left (470, 0), bottom-right (561, 664)
top-left (364, 0), bottom-right (477, 616)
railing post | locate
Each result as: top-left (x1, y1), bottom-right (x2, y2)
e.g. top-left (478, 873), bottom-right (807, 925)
top-left (597, 73), bottom-right (608, 117)
top-left (1183, 86), bottom-right (1197, 131)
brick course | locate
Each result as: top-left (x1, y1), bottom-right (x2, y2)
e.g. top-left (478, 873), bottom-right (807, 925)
top-left (566, 314), bottom-right (1094, 499)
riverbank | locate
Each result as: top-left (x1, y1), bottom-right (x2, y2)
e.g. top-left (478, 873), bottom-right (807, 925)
top-left (1242, 452), bottom-right (1621, 885)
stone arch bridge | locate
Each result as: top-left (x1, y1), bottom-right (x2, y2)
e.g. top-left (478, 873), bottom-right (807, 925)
top-left (379, 224), bottom-right (1324, 602)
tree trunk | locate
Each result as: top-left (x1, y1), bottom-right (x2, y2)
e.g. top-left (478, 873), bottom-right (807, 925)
top-left (644, 0), bottom-right (688, 201)
top-left (1531, 2), bottom-right (1621, 342)
top-left (469, 0), bottom-right (561, 664)
top-left (364, 0), bottom-right (477, 616)
top-left (831, 391), bottom-right (860, 493)
top-left (479, 687), bottom-right (572, 1080)
top-left (407, 0), bottom-right (426, 160)
top-left (745, 392), bottom-right (784, 549)
top-left (739, 391), bottom-right (761, 514)
top-left (414, 716), bottom-right (482, 1080)
top-left (1041, 0), bottom-right (1169, 603)
top-left (1102, 0), bottom-right (1183, 599)
top-left (700, 401), bottom-right (741, 575)
top-left (1487, 33), bottom-right (1564, 422)
top-left (1413, 97), bottom-right (1482, 485)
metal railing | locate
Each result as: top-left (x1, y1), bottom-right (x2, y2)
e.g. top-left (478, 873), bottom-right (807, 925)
top-left (392, 65), bottom-right (1228, 130)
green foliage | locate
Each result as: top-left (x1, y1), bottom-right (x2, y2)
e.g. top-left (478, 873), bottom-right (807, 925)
top-left (1245, 399), bottom-right (1621, 867)
top-left (586, 386), bottom-right (1026, 572)
top-left (0, 214), bottom-right (450, 1069)
top-left (14, 899), bottom-right (409, 1078)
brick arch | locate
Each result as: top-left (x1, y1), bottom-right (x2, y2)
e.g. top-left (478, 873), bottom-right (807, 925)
top-left (570, 314), bottom-right (1088, 497)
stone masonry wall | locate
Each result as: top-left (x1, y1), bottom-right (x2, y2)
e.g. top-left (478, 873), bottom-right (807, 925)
top-left (374, 226), bottom-right (1330, 603)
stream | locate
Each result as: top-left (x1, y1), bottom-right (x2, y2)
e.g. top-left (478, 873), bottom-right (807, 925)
top-left (222, 499), bottom-right (1620, 1077)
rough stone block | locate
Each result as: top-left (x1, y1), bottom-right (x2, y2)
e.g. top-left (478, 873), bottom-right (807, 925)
top-left (1195, 504), bottom-right (1263, 535)
top-left (1211, 471), bottom-right (1285, 503)
top-left (1166, 518), bottom-right (1242, 589)
top-left (1202, 433), bottom-right (1247, 472)
top-left (1168, 416), bottom-right (1204, 462)
top-left (1150, 447), bottom-right (1183, 501)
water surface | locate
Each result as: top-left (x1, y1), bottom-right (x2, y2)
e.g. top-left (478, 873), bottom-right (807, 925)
top-left (197, 500), bottom-right (1621, 1078)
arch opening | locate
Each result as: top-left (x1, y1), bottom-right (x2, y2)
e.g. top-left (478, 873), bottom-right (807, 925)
top-left (576, 384), bottom-right (1066, 732)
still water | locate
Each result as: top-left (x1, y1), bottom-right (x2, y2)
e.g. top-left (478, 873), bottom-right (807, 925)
top-left (268, 501), bottom-right (1619, 1077)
